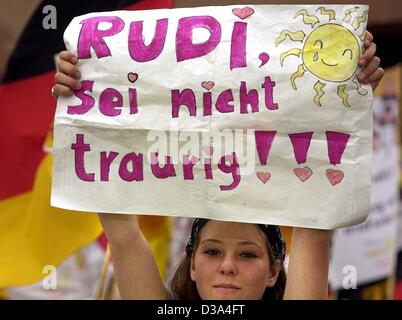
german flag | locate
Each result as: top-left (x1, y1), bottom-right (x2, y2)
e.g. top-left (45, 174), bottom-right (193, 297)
top-left (0, 0), bottom-right (173, 289)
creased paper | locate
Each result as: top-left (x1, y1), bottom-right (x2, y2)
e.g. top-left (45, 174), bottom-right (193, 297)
top-left (52, 4), bottom-right (373, 229)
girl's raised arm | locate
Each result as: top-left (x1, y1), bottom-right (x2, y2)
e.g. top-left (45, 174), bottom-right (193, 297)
top-left (283, 227), bottom-right (331, 300)
top-left (97, 213), bottom-right (168, 299)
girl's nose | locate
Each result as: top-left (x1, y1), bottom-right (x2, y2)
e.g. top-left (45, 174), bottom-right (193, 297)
top-left (219, 255), bottom-right (238, 275)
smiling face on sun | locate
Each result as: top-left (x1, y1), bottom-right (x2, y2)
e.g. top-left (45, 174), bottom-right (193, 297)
top-left (276, 6), bottom-right (369, 108)
top-left (302, 24), bottom-right (360, 82)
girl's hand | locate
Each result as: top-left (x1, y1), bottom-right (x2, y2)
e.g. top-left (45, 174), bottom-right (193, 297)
top-left (52, 51), bottom-right (81, 97)
top-left (358, 31), bottom-right (384, 91)
top-left (97, 213), bottom-right (140, 248)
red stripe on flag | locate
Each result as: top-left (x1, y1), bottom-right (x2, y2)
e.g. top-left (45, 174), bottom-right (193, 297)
top-left (0, 0), bottom-right (173, 200)
top-left (395, 280), bottom-right (402, 300)
top-left (0, 72), bottom-right (56, 200)
top-left (97, 232), bottom-right (109, 251)
top-left (124, 0), bottom-right (173, 10)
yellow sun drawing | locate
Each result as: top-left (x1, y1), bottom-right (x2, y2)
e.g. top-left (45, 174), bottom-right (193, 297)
top-left (276, 7), bottom-right (369, 108)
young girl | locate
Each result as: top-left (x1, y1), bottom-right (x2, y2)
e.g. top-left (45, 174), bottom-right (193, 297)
top-left (98, 213), bottom-right (329, 300)
top-left (52, 31), bottom-right (383, 300)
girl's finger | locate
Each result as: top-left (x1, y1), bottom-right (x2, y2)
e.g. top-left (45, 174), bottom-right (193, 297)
top-left (52, 84), bottom-right (74, 97)
top-left (58, 59), bottom-right (81, 79)
top-left (358, 56), bottom-right (381, 83)
top-left (59, 50), bottom-right (78, 64)
top-left (368, 67), bottom-right (384, 89)
top-left (55, 72), bottom-right (81, 90)
top-left (359, 42), bottom-right (377, 67)
top-left (364, 30), bottom-right (373, 48)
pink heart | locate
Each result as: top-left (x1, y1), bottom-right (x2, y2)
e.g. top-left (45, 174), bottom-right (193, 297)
top-left (294, 166), bottom-right (313, 182)
top-left (201, 81), bottom-right (215, 90)
top-left (202, 146), bottom-right (214, 156)
top-left (257, 171), bottom-right (271, 184)
top-left (232, 7), bottom-right (255, 20)
top-left (127, 72), bottom-right (138, 83)
top-left (326, 169), bottom-right (344, 186)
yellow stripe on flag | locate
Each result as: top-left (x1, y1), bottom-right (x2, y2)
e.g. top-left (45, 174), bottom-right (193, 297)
top-left (0, 151), bottom-right (172, 288)
top-left (0, 153), bottom-right (102, 288)
top-left (138, 215), bottom-right (172, 280)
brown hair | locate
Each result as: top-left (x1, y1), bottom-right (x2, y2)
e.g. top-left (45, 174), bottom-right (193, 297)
top-left (170, 228), bottom-right (287, 300)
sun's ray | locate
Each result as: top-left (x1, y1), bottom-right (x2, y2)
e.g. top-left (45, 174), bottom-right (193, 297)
top-left (316, 7), bottom-right (336, 21)
top-left (280, 48), bottom-right (301, 66)
top-left (337, 84), bottom-right (351, 108)
top-left (313, 81), bottom-right (326, 106)
top-left (294, 9), bottom-right (320, 28)
top-left (290, 64), bottom-right (305, 90)
top-left (343, 7), bottom-right (359, 23)
top-left (352, 10), bottom-right (368, 30)
top-left (275, 30), bottom-right (306, 46)
top-left (359, 27), bottom-right (367, 41)
top-left (353, 76), bottom-right (368, 96)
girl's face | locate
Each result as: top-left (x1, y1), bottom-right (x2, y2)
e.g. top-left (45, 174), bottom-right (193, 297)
top-left (190, 220), bottom-right (279, 300)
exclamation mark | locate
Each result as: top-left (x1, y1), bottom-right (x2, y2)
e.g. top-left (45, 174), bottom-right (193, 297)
top-left (325, 131), bottom-right (350, 186)
top-left (289, 132), bottom-right (313, 182)
top-left (255, 130), bottom-right (276, 183)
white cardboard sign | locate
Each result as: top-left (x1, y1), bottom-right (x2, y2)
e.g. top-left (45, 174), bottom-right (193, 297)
top-left (52, 5), bottom-right (372, 229)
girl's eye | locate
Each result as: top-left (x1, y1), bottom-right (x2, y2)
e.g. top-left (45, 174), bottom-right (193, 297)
top-left (240, 251), bottom-right (257, 258)
top-left (204, 249), bottom-right (221, 256)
